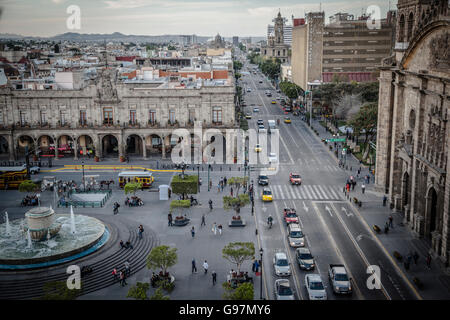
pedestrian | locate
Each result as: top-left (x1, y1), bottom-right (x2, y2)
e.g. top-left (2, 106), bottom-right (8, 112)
top-left (383, 195), bottom-right (387, 206)
top-left (426, 254), bottom-right (432, 269)
top-left (252, 260), bottom-right (256, 272)
top-left (168, 213), bottom-right (173, 226)
top-left (388, 215), bottom-right (394, 228)
top-left (218, 224), bottom-right (223, 235)
top-left (230, 187), bottom-right (233, 197)
top-left (138, 225), bottom-right (144, 239)
top-left (413, 251), bottom-right (419, 265)
top-left (168, 188), bottom-right (172, 198)
top-left (201, 214), bottom-right (206, 227)
top-left (361, 184), bottom-right (365, 194)
top-left (119, 240), bottom-right (125, 248)
top-left (124, 260), bottom-right (130, 276)
top-left (212, 271), bottom-right (217, 285)
top-left (212, 222), bottom-right (217, 235)
top-left (209, 180), bottom-right (212, 190)
top-left (112, 268), bottom-right (119, 281)
top-left (224, 177), bottom-right (227, 186)
top-left (192, 258), bottom-right (197, 273)
top-left (119, 270), bottom-right (127, 286)
top-left (254, 260), bottom-right (260, 273)
top-left (217, 183), bottom-right (220, 193)
top-left (384, 222), bottom-right (389, 233)
top-left (191, 226), bottom-right (195, 238)
top-left (203, 260), bottom-right (209, 274)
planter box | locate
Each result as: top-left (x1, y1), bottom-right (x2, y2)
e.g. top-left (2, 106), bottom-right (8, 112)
top-left (229, 219), bottom-right (246, 227)
top-left (173, 218), bottom-right (190, 226)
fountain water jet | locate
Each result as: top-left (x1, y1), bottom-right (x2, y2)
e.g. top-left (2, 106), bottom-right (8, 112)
top-left (26, 229), bottom-right (32, 249)
top-left (70, 206), bottom-right (76, 234)
top-left (4, 212), bottom-right (11, 236)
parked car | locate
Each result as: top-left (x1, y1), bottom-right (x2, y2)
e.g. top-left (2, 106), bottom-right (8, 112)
top-left (258, 175), bottom-right (269, 186)
top-left (273, 252), bottom-right (291, 277)
top-left (275, 279), bottom-right (295, 300)
top-left (296, 248), bottom-right (315, 270)
top-left (305, 274), bottom-right (327, 300)
top-left (287, 223), bottom-right (305, 247)
top-left (328, 264), bottom-right (353, 295)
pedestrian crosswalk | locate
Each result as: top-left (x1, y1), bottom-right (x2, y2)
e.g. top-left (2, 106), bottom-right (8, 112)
top-left (255, 184), bottom-right (343, 201)
top-left (289, 158), bottom-right (343, 172)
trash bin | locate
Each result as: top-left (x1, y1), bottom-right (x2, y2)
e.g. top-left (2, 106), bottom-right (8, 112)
top-left (159, 184), bottom-right (169, 201)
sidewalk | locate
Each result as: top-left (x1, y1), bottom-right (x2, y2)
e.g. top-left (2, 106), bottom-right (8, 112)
top-left (305, 116), bottom-right (450, 299)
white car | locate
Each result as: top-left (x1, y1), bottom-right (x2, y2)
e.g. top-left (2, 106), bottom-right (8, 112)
top-left (268, 152), bottom-right (277, 163)
top-left (275, 279), bottom-right (295, 300)
top-left (258, 125), bottom-right (266, 133)
top-left (305, 274), bottom-right (327, 300)
top-left (273, 252), bottom-right (291, 277)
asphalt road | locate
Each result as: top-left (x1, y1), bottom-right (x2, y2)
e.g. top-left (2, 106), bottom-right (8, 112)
top-left (238, 53), bottom-right (418, 300)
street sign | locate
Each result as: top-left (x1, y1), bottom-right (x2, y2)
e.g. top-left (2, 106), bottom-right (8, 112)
top-left (327, 138), bottom-right (346, 142)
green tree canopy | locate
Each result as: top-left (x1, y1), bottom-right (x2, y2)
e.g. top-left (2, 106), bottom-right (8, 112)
top-left (127, 282), bottom-right (150, 300)
top-left (348, 102), bottom-right (378, 160)
top-left (223, 282), bottom-right (254, 300)
top-left (150, 287), bottom-right (170, 300)
top-left (146, 245), bottom-right (178, 275)
top-left (169, 199), bottom-right (191, 217)
top-left (227, 176), bottom-right (248, 196)
top-left (170, 174), bottom-right (198, 199)
top-left (18, 180), bottom-right (39, 193)
top-left (222, 242), bottom-right (255, 273)
top-left (124, 182), bottom-right (142, 195)
top-left (279, 81), bottom-right (304, 100)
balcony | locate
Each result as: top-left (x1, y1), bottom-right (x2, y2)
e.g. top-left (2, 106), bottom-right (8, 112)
top-left (147, 120), bottom-right (160, 128)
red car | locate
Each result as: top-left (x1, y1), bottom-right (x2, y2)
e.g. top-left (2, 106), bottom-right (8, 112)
top-left (284, 208), bottom-right (299, 224)
top-left (289, 173), bottom-right (302, 185)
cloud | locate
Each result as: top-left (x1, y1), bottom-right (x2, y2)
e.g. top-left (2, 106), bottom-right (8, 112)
top-left (51, 0), bottom-right (65, 3)
top-left (103, 0), bottom-right (153, 9)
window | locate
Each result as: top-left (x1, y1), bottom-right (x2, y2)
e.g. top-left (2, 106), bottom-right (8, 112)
top-left (169, 110), bottom-right (175, 124)
top-left (40, 111), bottom-right (47, 125)
top-left (398, 14), bottom-right (405, 42)
top-left (212, 106), bottom-right (222, 124)
top-left (79, 110), bottom-right (86, 125)
top-left (189, 109), bottom-right (195, 123)
top-left (60, 111), bottom-right (67, 126)
top-left (0, 110), bottom-right (3, 125)
top-left (20, 111), bottom-right (26, 126)
top-left (103, 107), bottom-right (113, 125)
top-left (130, 110), bottom-right (136, 125)
top-left (407, 12), bottom-right (414, 41)
top-left (149, 110), bottom-right (156, 124)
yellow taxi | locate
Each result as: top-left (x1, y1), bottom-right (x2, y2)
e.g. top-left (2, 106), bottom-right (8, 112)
top-left (254, 144), bottom-right (262, 152)
top-left (262, 188), bottom-right (273, 202)
top-left (284, 117), bottom-right (291, 123)
top-left (245, 113), bottom-right (252, 119)
top-left (271, 100), bottom-right (277, 104)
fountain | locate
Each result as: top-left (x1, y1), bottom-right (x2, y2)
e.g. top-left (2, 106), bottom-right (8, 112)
top-left (70, 206), bottom-right (76, 234)
top-left (0, 206), bottom-right (109, 270)
top-left (4, 212), bottom-right (11, 236)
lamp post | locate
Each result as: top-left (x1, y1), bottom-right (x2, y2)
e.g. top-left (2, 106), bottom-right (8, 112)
top-left (208, 164), bottom-right (211, 192)
top-left (81, 160), bottom-right (85, 192)
top-left (197, 164), bottom-right (200, 193)
top-left (259, 247), bottom-right (263, 300)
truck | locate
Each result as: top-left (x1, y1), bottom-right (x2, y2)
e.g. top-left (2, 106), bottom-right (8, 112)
top-left (268, 120), bottom-right (276, 134)
top-left (328, 264), bottom-right (352, 295)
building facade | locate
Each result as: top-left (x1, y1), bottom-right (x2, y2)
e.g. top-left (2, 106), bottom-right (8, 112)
top-left (0, 69), bottom-right (236, 162)
top-left (375, 0), bottom-right (450, 265)
top-left (261, 12), bottom-right (290, 63)
top-left (267, 23), bottom-right (292, 45)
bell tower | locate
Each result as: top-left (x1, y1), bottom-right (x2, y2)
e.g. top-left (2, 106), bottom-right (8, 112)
top-left (273, 10), bottom-right (286, 44)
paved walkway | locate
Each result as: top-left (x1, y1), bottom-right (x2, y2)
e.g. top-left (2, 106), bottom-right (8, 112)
top-left (308, 116), bottom-right (450, 299)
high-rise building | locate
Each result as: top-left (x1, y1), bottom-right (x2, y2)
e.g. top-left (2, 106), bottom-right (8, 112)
top-left (232, 36), bottom-right (239, 46)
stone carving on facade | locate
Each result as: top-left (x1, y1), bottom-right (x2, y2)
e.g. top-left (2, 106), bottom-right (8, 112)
top-left (97, 69), bottom-right (119, 103)
top-left (430, 32), bottom-right (449, 70)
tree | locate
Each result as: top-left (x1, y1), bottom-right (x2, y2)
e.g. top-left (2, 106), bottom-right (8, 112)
top-left (127, 282), bottom-right (150, 300)
top-left (223, 282), bottom-right (254, 300)
top-left (227, 176), bottom-right (248, 196)
top-left (124, 182), bottom-right (142, 196)
top-left (170, 174), bottom-right (198, 200)
top-left (233, 60), bottom-right (243, 72)
top-left (150, 287), bottom-right (170, 300)
top-left (279, 81), bottom-right (304, 100)
top-left (223, 194), bottom-right (250, 216)
top-left (167, 44), bottom-right (176, 50)
top-left (348, 102), bottom-right (378, 160)
top-left (333, 93), bottom-right (363, 121)
top-left (38, 281), bottom-right (82, 300)
top-left (18, 180), bottom-right (39, 194)
top-left (222, 242), bottom-right (255, 273)
top-left (169, 199), bottom-right (191, 218)
top-left (146, 245), bottom-right (178, 276)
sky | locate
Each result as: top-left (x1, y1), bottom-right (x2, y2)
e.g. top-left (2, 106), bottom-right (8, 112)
top-left (0, 0), bottom-right (397, 37)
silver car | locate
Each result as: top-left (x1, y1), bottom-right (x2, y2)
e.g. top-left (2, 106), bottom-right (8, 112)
top-left (287, 224), bottom-right (305, 247)
top-left (273, 252), bottom-right (291, 277)
top-left (275, 279), bottom-right (295, 300)
top-left (305, 274), bottom-right (327, 300)
top-left (296, 248), bottom-right (315, 270)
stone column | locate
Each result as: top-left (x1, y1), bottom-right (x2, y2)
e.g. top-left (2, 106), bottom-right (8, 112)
top-left (8, 134), bottom-right (14, 160)
top-left (118, 134), bottom-right (124, 161)
top-left (162, 135), bottom-right (166, 159)
top-left (142, 136), bottom-right (147, 159)
top-left (54, 136), bottom-right (59, 160)
top-left (73, 137), bottom-right (78, 160)
top-left (95, 136), bottom-right (102, 159)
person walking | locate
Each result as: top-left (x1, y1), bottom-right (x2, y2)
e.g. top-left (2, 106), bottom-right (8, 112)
top-left (218, 224), bottom-right (223, 235)
top-left (201, 214), bottom-right (206, 227)
top-left (254, 260), bottom-right (260, 273)
top-left (388, 215), bottom-right (394, 228)
top-left (119, 270), bottom-right (127, 286)
top-left (112, 268), bottom-right (119, 281)
top-left (224, 177), bottom-right (227, 186)
top-left (209, 199), bottom-right (213, 211)
top-left (191, 226), bottom-right (195, 238)
top-left (230, 187), bottom-right (233, 197)
top-left (217, 183), bottom-right (220, 193)
top-left (209, 180), bottom-right (212, 191)
top-left (252, 259), bottom-right (256, 272)
top-left (383, 195), bottom-right (387, 206)
top-left (138, 225), bottom-right (144, 239)
top-left (361, 184), bottom-right (365, 194)
top-left (212, 222), bottom-right (217, 235)
top-left (426, 254), bottom-right (432, 269)
top-left (124, 260), bottom-right (130, 276)
top-left (192, 258), bottom-right (197, 273)
top-left (168, 213), bottom-right (173, 226)
top-left (203, 260), bottom-right (209, 274)
top-left (212, 271), bottom-right (217, 285)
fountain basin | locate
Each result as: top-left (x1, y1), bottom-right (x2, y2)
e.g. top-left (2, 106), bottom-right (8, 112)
top-left (0, 214), bottom-right (108, 269)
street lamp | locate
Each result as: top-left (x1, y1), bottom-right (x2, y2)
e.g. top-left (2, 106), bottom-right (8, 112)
top-left (259, 247), bottom-right (263, 300)
top-left (81, 160), bottom-right (85, 192)
top-left (197, 165), bottom-right (200, 193)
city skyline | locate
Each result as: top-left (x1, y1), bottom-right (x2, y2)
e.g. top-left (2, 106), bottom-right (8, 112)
top-left (0, 0), bottom-right (396, 38)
